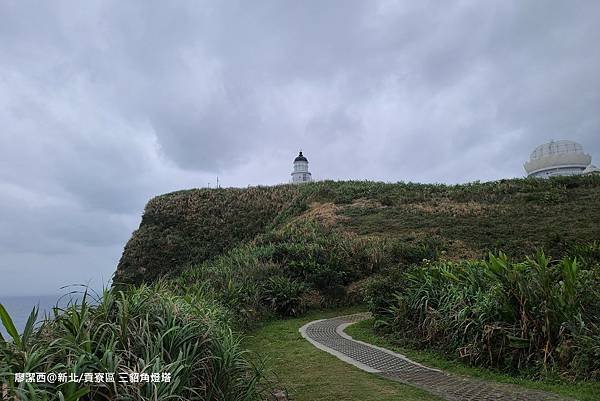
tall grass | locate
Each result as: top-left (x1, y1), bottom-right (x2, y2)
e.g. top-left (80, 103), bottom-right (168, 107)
top-left (0, 285), bottom-right (264, 401)
top-left (366, 245), bottom-right (600, 379)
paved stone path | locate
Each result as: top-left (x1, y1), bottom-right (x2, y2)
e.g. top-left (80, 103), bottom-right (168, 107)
top-left (299, 313), bottom-right (575, 401)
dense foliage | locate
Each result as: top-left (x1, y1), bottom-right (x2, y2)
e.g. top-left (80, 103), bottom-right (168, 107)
top-left (171, 220), bottom-right (432, 325)
top-left (365, 243), bottom-right (600, 379)
top-left (0, 286), bottom-right (264, 401)
top-left (114, 185), bottom-right (300, 285)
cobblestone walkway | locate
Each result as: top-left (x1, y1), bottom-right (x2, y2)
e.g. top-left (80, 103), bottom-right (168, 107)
top-left (299, 313), bottom-right (575, 401)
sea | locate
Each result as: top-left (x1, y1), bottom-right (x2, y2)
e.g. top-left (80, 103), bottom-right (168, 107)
top-left (0, 294), bottom-right (86, 339)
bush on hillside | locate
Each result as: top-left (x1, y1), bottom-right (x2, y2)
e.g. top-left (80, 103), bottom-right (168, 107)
top-left (170, 216), bottom-right (444, 327)
top-left (262, 276), bottom-right (307, 317)
top-left (366, 248), bottom-right (600, 379)
top-left (0, 286), bottom-right (265, 401)
top-left (173, 219), bottom-right (424, 322)
top-left (570, 241), bottom-right (600, 266)
top-left (363, 267), bottom-right (407, 318)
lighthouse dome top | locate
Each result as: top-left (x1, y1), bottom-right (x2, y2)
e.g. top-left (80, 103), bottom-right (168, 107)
top-left (294, 151), bottom-right (308, 162)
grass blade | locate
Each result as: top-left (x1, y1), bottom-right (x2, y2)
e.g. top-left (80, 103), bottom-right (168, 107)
top-left (63, 387), bottom-right (90, 401)
top-left (21, 305), bottom-right (39, 346)
top-left (0, 303), bottom-right (21, 347)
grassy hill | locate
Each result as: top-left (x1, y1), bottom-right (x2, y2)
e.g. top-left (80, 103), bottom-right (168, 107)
top-left (3, 176), bottom-right (599, 400)
top-left (109, 176), bottom-right (600, 379)
top-left (114, 176), bottom-right (600, 286)
top-left (108, 176), bottom-right (600, 382)
top-left (114, 185), bottom-right (300, 284)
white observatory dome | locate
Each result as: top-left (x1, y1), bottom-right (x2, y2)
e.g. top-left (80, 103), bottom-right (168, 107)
top-left (583, 164), bottom-right (600, 175)
top-left (524, 140), bottom-right (592, 178)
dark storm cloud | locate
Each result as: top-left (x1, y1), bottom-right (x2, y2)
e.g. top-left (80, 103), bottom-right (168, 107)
top-left (1, 0), bottom-right (599, 295)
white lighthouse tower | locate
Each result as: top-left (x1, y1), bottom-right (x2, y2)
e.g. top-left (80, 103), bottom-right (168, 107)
top-left (291, 151), bottom-right (313, 183)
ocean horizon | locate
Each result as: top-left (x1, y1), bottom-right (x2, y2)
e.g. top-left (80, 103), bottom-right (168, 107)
top-left (0, 293), bottom-right (87, 339)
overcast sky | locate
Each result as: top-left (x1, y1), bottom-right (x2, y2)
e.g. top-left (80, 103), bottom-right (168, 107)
top-left (1, 1), bottom-right (599, 296)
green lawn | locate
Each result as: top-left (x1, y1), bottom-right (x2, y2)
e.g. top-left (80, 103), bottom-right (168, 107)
top-left (346, 319), bottom-right (600, 401)
top-left (242, 307), bottom-right (442, 401)
top-left (243, 309), bottom-right (600, 401)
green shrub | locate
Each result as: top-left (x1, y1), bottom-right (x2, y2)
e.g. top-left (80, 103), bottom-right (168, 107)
top-left (172, 221), bottom-right (386, 320)
top-left (363, 266), bottom-right (408, 317)
top-left (569, 333), bottom-right (600, 379)
top-left (570, 241), bottom-right (600, 266)
top-left (386, 238), bottom-right (441, 266)
top-left (0, 285), bottom-right (265, 401)
top-left (368, 249), bottom-right (600, 378)
top-left (262, 277), bottom-right (307, 317)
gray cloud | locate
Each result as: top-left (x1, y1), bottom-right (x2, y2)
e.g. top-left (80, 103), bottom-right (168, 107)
top-left (1, 0), bottom-right (599, 295)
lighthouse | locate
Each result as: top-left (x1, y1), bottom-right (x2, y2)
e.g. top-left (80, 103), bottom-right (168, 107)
top-left (291, 151), bottom-right (313, 183)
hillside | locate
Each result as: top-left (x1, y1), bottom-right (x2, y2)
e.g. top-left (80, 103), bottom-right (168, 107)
top-left (114, 176), bottom-right (600, 287)
top-left (113, 185), bottom-right (300, 284)
top-left (4, 176), bottom-right (599, 401)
